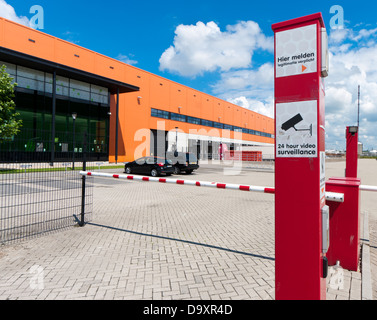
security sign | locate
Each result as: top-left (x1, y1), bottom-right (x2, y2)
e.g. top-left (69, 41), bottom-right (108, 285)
top-left (276, 100), bottom-right (318, 158)
top-left (275, 24), bottom-right (317, 78)
top-left (273, 13), bottom-right (327, 300)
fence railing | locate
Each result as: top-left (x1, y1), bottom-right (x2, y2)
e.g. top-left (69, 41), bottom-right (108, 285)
top-left (0, 131), bottom-right (97, 244)
top-left (0, 161), bottom-right (94, 243)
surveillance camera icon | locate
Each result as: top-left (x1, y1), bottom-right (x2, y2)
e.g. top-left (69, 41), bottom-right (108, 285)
top-left (281, 113), bottom-right (313, 136)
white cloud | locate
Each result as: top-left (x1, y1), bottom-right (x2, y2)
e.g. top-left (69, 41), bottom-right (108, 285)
top-left (329, 29), bottom-right (349, 44)
top-left (352, 28), bottom-right (377, 41)
top-left (329, 26), bottom-right (377, 47)
top-left (228, 96), bottom-right (274, 118)
top-left (210, 23), bottom-right (377, 150)
top-left (61, 31), bottom-right (81, 44)
top-left (116, 54), bottom-right (138, 66)
top-left (0, 0), bottom-right (31, 27)
top-left (325, 29), bottom-right (377, 150)
top-left (159, 20), bottom-right (273, 77)
top-left (213, 62), bottom-right (274, 92)
top-left (160, 19), bottom-right (377, 149)
top-left (212, 62), bottom-right (275, 118)
top-left (325, 87), bottom-right (353, 113)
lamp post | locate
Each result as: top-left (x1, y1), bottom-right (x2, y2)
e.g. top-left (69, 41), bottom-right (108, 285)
top-left (72, 112), bottom-right (77, 170)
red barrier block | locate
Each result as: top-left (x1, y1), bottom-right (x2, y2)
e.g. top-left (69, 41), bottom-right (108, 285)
top-left (325, 177), bottom-right (361, 271)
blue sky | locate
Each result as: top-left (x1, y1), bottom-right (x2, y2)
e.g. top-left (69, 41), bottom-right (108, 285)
top-left (1, 0), bottom-right (377, 150)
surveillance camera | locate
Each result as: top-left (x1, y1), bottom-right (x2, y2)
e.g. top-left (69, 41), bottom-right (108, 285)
top-left (281, 114), bottom-right (304, 131)
top-left (281, 113), bottom-right (313, 136)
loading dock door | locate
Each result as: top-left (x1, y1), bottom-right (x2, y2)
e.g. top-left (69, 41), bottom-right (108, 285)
top-left (150, 130), bottom-right (168, 158)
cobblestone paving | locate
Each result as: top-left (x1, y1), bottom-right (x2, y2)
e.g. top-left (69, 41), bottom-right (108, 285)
top-left (0, 165), bottom-right (276, 300)
top-left (370, 218), bottom-right (377, 299)
top-left (0, 160), bottom-right (375, 300)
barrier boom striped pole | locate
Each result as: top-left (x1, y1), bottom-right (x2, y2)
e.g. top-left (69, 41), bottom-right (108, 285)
top-left (360, 185), bottom-right (377, 192)
top-left (79, 171), bottom-right (345, 202)
top-left (80, 171), bottom-right (275, 193)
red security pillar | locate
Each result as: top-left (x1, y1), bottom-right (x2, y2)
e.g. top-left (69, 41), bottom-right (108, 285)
top-left (325, 177), bottom-right (361, 271)
top-left (272, 13), bottom-right (329, 300)
top-left (324, 126), bottom-right (361, 271)
top-left (345, 126), bottom-right (359, 178)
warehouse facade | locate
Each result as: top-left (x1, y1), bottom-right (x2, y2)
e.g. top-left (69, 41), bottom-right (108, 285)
top-left (0, 17), bottom-right (274, 163)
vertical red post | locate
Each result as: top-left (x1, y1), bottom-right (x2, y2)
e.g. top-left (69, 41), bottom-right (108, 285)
top-left (345, 126), bottom-right (359, 178)
top-left (325, 125), bottom-right (360, 271)
top-left (272, 13), bottom-right (328, 300)
top-left (325, 177), bottom-right (361, 271)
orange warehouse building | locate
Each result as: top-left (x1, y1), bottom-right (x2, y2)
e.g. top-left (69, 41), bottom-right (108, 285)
top-left (0, 17), bottom-right (274, 163)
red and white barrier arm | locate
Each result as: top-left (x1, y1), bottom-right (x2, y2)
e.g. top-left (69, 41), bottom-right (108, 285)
top-left (80, 171), bottom-right (275, 194)
top-left (360, 185), bottom-right (377, 192)
top-left (79, 171), bottom-right (345, 202)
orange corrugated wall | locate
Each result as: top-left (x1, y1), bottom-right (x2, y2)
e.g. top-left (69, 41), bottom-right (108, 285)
top-left (0, 17), bottom-right (275, 163)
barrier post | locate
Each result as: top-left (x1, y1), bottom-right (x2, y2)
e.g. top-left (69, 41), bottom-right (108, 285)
top-left (79, 132), bottom-right (87, 227)
top-left (345, 126), bottom-right (358, 178)
top-left (272, 13), bottom-right (329, 300)
top-left (324, 125), bottom-right (360, 270)
top-left (325, 177), bottom-right (361, 271)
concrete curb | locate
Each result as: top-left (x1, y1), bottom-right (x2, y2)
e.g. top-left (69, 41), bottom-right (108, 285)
top-left (362, 211), bottom-right (373, 300)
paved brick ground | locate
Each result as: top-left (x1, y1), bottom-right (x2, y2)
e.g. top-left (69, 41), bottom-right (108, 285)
top-left (0, 164), bottom-right (276, 300)
top-left (0, 159), bottom-right (375, 300)
top-left (370, 219), bottom-right (377, 299)
top-left (358, 159), bottom-right (377, 300)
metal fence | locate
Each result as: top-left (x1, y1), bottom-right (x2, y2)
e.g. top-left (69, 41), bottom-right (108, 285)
top-left (0, 161), bottom-right (94, 244)
top-left (0, 132), bottom-right (94, 244)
